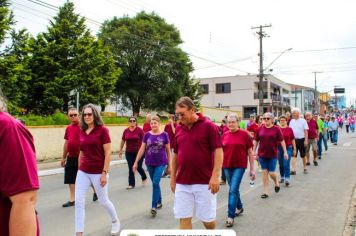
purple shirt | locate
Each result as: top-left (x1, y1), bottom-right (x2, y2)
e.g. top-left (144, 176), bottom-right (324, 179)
top-left (143, 132), bottom-right (169, 166)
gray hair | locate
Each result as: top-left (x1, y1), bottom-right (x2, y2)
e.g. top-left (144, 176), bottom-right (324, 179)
top-left (291, 107), bottom-right (301, 114)
top-left (263, 112), bottom-right (274, 119)
top-left (0, 89), bottom-right (7, 112)
top-left (227, 114), bottom-right (239, 122)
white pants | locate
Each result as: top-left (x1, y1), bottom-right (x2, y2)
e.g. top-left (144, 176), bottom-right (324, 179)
top-left (75, 170), bottom-right (119, 233)
top-left (173, 184), bottom-right (217, 222)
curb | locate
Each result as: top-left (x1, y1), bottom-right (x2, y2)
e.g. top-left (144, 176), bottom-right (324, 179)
top-left (38, 160), bottom-right (127, 177)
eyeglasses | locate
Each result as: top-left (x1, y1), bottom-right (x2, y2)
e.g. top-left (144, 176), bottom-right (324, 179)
top-left (129, 120), bottom-right (136, 122)
top-left (263, 117), bottom-right (271, 120)
top-left (69, 114), bottom-right (78, 117)
top-left (83, 113), bottom-right (93, 117)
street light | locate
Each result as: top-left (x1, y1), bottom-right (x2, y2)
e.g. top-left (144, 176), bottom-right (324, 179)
top-left (264, 48), bottom-right (293, 72)
top-left (258, 48), bottom-right (293, 115)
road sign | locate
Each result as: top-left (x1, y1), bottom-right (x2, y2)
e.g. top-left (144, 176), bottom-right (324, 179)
top-left (334, 88), bottom-right (345, 94)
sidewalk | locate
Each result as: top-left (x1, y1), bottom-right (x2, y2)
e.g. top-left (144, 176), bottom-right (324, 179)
top-left (37, 155), bottom-right (126, 177)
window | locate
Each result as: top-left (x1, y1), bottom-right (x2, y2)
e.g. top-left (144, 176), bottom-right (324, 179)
top-left (200, 84), bottom-right (209, 94)
top-left (243, 107), bottom-right (257, 119)
top-left (216, 83), bottom-right (231, 93)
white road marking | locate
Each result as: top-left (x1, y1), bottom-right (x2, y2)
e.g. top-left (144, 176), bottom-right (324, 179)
top-left (38, 160), bottom-right (127, 177)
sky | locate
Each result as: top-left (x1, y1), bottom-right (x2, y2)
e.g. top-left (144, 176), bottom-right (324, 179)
top-left (9, 0), bottom-right (356, 106)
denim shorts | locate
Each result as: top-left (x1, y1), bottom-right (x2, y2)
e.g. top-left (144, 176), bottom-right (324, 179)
top-left (259, 157), bottom-right (277, 172)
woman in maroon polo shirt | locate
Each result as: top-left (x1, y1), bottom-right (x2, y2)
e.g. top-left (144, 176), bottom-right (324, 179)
top-left (119, 116), bottom-right (147, 189)
top-left (253, 112), bottom-right (288, 199)
top-left (75, 104), bottom-right (119, 236)
top-left (222, 114), bottom-right (255, 227)
top-left (277, 115), bottom-right (296, 187)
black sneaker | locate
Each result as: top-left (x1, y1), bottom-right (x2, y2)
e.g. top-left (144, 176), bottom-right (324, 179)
top-left (62, 201), bottom-right (75, 208)
top-left (306, 162), bottom-right (311, 166)
top-left (318, 156), bottom-right (322, 160)
top-left (313, 161), bottom-right (318, 166)
top-left (93, 193), bottom-right (98, 202)
top-left (279, 179), bottom-right (285, 184)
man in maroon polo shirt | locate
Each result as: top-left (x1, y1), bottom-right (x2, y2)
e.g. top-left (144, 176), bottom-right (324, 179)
top-left (0, 97), bottom-right (40, 236)
top-left (305, 112), bottom-right (319, 166)
top-left (170, 97), bottom-right (223, 229)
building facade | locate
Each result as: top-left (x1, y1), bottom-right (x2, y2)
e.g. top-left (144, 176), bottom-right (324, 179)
top-left (289, 84), bottom-right (321, 114)
top-left (197, 74), bottom-right (291, 119)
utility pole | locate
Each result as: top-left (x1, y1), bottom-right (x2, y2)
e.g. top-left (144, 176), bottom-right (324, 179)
top-left (312, 72), bottom-right (322, 114)
top-left (252, 24), bottom-right (272, 115)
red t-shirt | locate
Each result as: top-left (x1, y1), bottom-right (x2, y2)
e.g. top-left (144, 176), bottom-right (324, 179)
top-left (174, 113), bottom-right (222, 185)
top-left (64, 123), bottom-right (80, 158)
top-left (247, 123), bottom-right (259, 135)
top-left (280, 126), bottom-right (295, 147)
top-left (143, 122), bottom-right (151, 133)
top-left (122, 127), bottom-right (144, 153)
top-left (255, 125), bottom-right (284, 158)
top-left (307, 119), bottom-right (318, 139)
top-left (164, 122), bottom-right (177, 147)
top-left (79, 125), bottom-right (111, 174)
top-left (222, 129), bottom-right (253, 168)
top-left (0, 112), bottom-right (40, 236)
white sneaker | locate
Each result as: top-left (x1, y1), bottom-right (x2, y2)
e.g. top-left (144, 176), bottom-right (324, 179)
top-left (111, 220), bottom-right (120, 235)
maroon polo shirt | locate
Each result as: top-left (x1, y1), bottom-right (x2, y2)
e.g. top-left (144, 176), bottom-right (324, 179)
top-left (122, 127), bottom-right (144, 153)
top-left (280, 127), bottom-right (295, 147)
top-left (164, 122), bottom-right (177, 147)
top-left (307, 119), bottom-right (318, 139)
top-left (174, 113), bottom-right (222, 185)
top-left (79, 125), bottom-right (111, 174)
top-left (143, 122), bottom-right (151, 133)
top-left (0, 112), bottom-right (40, 236)
top-left (255, 125), bottom-right (284, 158)
top-left (222, 129), bottom-right (253, 169)
top-left (64, 123), bottom-right (80, 158)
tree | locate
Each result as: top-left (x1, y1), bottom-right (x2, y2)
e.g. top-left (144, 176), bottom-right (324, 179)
top-left (0, 0), bottom-right (13, 45)
top-left (0, 29), bottom-right (32, 113)
top-left (27, 1), bottom-right (120, 114)
top-left (98, 12), bottom-right (201, 115)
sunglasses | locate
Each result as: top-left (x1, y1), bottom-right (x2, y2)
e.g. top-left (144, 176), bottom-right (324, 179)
top-left (129, 120), bottom-right (136, 122)
top-left (69, 114), bottom-right (78, 117)
top-left (263, 117), bottom-right (272, 120)
top-left (83, 113), bottom-right (93, 117)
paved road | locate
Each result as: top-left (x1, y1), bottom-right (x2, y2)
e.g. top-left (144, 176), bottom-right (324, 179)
top-left (36, 130), bottom-right (356, 236)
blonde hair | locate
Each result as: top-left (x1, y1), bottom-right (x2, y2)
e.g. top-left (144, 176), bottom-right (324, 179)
top-left (151, 115), bottom-right (160, 123)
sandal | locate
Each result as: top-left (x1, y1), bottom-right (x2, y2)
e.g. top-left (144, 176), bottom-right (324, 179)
top-left (235, 208), bottom-right (244, 217)
top-left (126, 186), bottom-right (134, 190)
top-left (290, 171), bottom-right (296, 175)
top-left (306, 162), bottom-right (311, 166)
top-left (275, 186), bottom-right (280, 193)
top-left (150, 208), bottom-right (157, 217)
top-left (261, 193), bottom-right (269, 199)
top-left (225, 218), bottom-right (234, 227)
top-left (303, 169), bottom-right (308, 174)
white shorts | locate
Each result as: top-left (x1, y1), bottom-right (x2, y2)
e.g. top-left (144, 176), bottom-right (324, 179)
top-left (173, 184), bottom-right (217, 222)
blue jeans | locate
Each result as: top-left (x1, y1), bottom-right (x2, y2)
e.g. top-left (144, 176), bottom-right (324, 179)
top-left (278, 146), bottom-right (292, 181)
top-left (147, 165), bottom-right (165, 209)
top-left (350, 123), bottom-right (355, 132)
top-left (317, 132), bottom-right (328, 156)
top-left (224, 168), bottom-right (246, 218)
top-left (332, 130), bottom-right (338, 144)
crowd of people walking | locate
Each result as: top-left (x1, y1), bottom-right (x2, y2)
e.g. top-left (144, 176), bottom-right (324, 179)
top-left (1, 94), bottom-right (355, 235)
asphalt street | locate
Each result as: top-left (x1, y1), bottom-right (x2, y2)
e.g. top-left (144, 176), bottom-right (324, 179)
top-left (36, 130), bottom-right (356, 236)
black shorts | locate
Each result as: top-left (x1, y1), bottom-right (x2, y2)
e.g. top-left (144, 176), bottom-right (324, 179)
top-left (295, 138), bottom-right (306, 158)
top-left (64, 158), bottom-right (78, 184)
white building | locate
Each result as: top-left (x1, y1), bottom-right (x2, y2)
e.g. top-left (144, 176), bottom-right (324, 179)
top-left (197, 74), bottom-right (291, 118)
